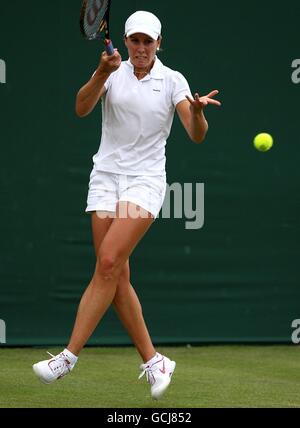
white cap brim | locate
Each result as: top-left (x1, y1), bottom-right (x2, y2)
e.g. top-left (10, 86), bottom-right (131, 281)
top-left (126, 26), bottom-right (159, 40)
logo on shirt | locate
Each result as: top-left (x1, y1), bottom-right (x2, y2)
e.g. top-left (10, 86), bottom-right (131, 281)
top-left (153, 89), bottom-right (161, 92)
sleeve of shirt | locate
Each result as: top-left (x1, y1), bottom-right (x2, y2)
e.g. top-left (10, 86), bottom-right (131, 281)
top-left (171, 71), bottom-right (193, 107)
top-left (104, 73), bottom-right (113, 91)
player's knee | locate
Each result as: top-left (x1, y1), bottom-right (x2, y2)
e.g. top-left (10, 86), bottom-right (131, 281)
top-left (96, 253), bottom-right (119, 281)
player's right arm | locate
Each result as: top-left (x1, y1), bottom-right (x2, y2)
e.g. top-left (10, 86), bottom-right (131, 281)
top-left (75, 50), bottom-right (121, 117)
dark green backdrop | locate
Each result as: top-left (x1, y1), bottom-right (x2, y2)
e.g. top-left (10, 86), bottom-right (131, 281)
top-left (0, 0), bottom-right (299, 345)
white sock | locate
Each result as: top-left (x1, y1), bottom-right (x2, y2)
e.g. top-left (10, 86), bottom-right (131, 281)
top-left (63, 348), bottom-right (78, 366)
top-left (146, 352), bottom-right (163, 366)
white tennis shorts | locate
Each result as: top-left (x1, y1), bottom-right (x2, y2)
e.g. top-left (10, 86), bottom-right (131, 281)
top-left (86, 169), bottom-right (167, 219)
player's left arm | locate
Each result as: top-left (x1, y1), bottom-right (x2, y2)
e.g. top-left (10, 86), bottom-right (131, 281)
top-left (176, 90), bottom-right (221, 144)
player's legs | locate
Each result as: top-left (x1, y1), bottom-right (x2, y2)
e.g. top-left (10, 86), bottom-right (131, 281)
top-left (113, 264), bottom-right (156, 363)
top-left (91, 211), bottom-right (156, 362)
top-left (67, 202), bottom-right (154, 356)
top-left (33, 174), bottom-right (175, 397)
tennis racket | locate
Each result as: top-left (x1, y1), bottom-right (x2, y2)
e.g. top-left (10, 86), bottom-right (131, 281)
top-left (80, 0), bottom-right (114, 55)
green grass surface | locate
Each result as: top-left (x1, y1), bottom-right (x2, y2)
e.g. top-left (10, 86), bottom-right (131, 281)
top-left (0, 345), bottom-right (299, 408)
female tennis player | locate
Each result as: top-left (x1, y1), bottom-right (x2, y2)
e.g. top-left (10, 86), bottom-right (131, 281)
top-left (33, 11), bottom-right (221, 400)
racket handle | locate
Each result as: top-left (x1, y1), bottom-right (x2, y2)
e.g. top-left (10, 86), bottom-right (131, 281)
top-left (105, 39), bottom-right (114, 55)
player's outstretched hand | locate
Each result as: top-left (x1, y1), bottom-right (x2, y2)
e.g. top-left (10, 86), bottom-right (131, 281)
top-left (186, 90), bottom-right (221, 114)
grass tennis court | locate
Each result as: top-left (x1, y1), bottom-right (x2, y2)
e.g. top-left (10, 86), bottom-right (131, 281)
top-left (0, 345), bottom-right (299, 408)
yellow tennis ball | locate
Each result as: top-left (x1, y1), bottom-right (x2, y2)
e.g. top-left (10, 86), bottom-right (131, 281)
top-left (253, 133), bottom-right (273, 152)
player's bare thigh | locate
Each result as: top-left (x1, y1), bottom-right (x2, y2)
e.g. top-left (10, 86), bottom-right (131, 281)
top-left (91, 203), bottom-right (153, 282)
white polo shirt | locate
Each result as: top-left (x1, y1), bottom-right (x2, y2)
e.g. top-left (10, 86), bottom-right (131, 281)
top-left (92, 57), bottom-right (192, 176)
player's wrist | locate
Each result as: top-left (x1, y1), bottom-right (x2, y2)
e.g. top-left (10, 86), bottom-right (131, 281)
top-left (191, 107), bottom-right (204, 117)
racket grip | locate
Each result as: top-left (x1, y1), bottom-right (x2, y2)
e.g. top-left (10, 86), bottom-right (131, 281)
top-left (105, 39), bottom-right (114, 55)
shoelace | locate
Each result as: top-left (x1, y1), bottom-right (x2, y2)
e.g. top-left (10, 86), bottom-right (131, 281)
top-left (47, 352), bottom-right (71, 378)
top-left (138, 364), bottom-right (157, 386)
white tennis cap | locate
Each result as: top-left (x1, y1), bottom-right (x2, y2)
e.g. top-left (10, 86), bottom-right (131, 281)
top-left (125, 11), bottom-right (162, 40)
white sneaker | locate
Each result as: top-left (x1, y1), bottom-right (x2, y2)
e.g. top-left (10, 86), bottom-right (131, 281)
top-left (138, 355), bottom-right (176, 400)
top-left (33, 351), bottom-right (75, 384)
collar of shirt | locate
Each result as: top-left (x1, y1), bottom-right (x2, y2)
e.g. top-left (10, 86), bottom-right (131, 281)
top-left (125, 56), bottom-right (165, 80)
